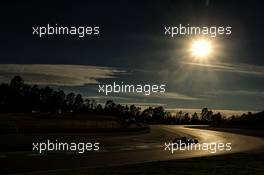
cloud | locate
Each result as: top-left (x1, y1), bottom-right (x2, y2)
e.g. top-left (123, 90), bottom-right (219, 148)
top-left (205, 89), bottom-right (264, 97)
top-left (85, 92), bottom-right (199, 102)
top-left (84, 96), bottom-right (133, 101)
top-left (150, 92), bottom-right (200, 100)
top-left (181, 61), bottom-right (264, 77)
top-left (120, 102), bottom-right (166, 109)
top-left (0, 64), bottom-right (125, 86)
top-left (128, 91), bottom-right (200, 101)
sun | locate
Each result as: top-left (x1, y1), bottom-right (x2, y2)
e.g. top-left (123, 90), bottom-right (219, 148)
top-left (191, 39), bottom-right (212, 58)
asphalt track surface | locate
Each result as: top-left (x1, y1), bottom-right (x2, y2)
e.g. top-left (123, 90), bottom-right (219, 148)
top-left (1, 125), bottom-right (264, 174)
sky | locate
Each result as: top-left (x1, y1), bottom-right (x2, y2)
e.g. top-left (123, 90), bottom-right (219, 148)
top-left (0, 0), bottom-right (264, 115)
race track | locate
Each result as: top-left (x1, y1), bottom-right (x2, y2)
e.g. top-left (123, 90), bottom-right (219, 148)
top-left (1, 125), bottom-right (264, 174)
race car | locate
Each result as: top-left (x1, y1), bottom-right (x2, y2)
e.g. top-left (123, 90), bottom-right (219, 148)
top-left (172, 137), bottom-right (199, 145)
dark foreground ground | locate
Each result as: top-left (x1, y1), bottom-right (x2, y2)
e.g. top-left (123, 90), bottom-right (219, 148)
top-left (32, 152), bottom-right (263, 175)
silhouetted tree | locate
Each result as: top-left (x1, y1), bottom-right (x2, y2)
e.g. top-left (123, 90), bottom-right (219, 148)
top-left (73, 94), bottom-right (83, 112)
top-left (10, 76), bottom-right (24, 95)
top-left (211, 112), bottom-right (222, 125)
top-left (64, 92), bottom-right (75, 112)
top-left (152, 106), bottom-right (165, 123)
top-left (183, 113), bottom-right (190, 124)
top-left (191, 112), bottom-right (199, 124)
top-left (1, 76), bottom-right (263, 128)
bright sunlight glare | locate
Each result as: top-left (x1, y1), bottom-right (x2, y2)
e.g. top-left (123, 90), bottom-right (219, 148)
top-left (191, 39), bottom-right (212, 58)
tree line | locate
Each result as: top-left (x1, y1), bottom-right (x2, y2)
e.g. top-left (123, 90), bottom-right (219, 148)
top-left (0, 76), bottom-right (263, 127)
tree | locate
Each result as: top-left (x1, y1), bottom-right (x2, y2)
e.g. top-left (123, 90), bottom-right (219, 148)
top-left (152, 106), bottom-right (165, 123)
top-left (10, 76), bottom-right (24, 95)
top-left (91, 99), bottom-right (97, 110)
top-left (73, 94), bottom-right (83, 112)
top-left (191, 112), bottom-right (199, 124)
top-left (211, 112), bottom-right (222, 125)
top-left (201, 108), bottom-right (213, 122)
top-left (105, 100), bottom-right (115, 109)
top-left (183, 113), bottom-right (190, 123)
top-left (0, 83), bottom-right (9, 112)
top-left (64, 92), bottom-right (75, 112)
top-left (51, 90), bottom-right (65, 112)
top-left (40, 86), bottom-right (54, 112)
top-left (30, 85), bottom-right (41, 111)
top-left (129, 105), bottom-right (140, 117)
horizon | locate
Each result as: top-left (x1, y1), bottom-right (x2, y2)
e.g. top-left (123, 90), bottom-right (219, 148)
top-left (0, 74), bottom-right (260, 117)
top-left (0, 64), bottom-right (263, 113)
